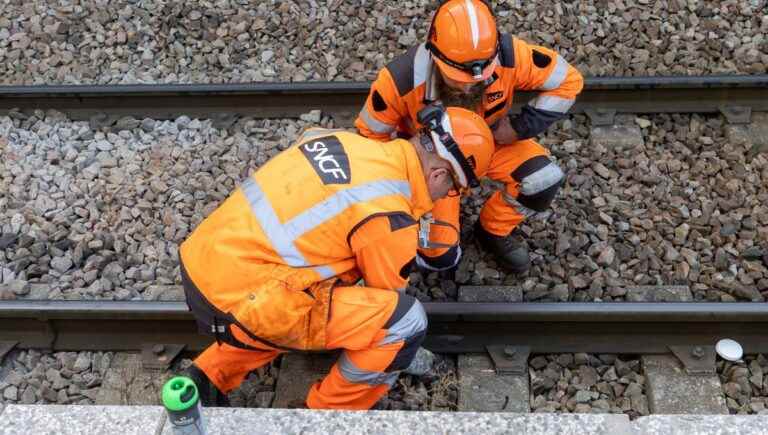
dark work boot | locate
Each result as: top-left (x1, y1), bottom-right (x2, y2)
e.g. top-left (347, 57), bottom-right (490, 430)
top-left (473, 221), bottom-right (531, 274)
top-left (182, 363), bottom-right (231, 407)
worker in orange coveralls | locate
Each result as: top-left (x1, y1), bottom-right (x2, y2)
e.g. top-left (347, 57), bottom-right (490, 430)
top-left (179, 107), bottom-right (494, 409)
top-left (356, 0), bottom-right (583, 274)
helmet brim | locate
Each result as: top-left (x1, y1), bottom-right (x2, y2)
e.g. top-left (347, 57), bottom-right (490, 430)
top-left (434, 56), bottom-right (497, 84)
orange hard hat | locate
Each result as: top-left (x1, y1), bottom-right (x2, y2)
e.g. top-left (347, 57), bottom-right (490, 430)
top-left (427, 0), bottom-right (499, 83)
top-left (418, 105), bottom-right (494, 189)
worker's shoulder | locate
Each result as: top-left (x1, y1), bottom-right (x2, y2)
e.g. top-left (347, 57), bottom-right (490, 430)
top-left (303, 129), bottom-right (390, 153)
top-left (296, 127), bottom-right (352, 144)
top-left (382, 44), bottom-right (429, 97)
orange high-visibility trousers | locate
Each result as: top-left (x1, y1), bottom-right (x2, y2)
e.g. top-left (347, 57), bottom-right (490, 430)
top-left (193, 285), bottom-right (427, 410)
top-left (417, 138), bottom-right (564, 267)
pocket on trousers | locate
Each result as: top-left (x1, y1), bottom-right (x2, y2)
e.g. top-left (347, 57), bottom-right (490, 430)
top-left (234, 278), bottom-right (316, 348)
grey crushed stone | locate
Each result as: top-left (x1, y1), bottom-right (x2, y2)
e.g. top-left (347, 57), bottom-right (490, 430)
top-left (2, 111), bottom-right (767, 302)
top-left (0, 1), bottom-right (766, 86)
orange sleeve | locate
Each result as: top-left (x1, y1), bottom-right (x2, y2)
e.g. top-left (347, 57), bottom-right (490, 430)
top-left (507, 38), bottom-right (584, 139)
top-left (512, 38), bottom-right (583, 99)
top-left (349, 213), bottom-right (418, 291)
top-left (354, 68), bottom-right (409, 141)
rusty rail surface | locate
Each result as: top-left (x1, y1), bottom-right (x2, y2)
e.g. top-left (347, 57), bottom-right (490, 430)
top-left (0, 75), bottom-right (766, 125)
top-left (0, 300), bottom-right (766, 355)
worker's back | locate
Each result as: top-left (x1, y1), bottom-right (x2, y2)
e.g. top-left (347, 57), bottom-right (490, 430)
top-left (180, 129), bottom-right (426, 346)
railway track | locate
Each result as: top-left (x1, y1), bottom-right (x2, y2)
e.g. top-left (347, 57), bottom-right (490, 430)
top-left (1, 300), bottom-right (766, 356)
top-left (1, 298), bottom-right (764, 415)
top-left (0, 75), bottom-right (767, 125)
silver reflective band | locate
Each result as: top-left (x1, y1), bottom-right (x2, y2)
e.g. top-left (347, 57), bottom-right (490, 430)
top-left (414, 43), bottom-right (431, 88)
top-left (241, 178), bottom-right (308, 267)
top-left (465, 0), bottom-right (480, 49)
top-left (529, 95), bottom-right (575, 113)
top-left (313, 265), bottom-right (336, 279)
top-left (283, 180), bottom-right (412, 239)
top-left (338, 353), bottom-right (399, 386)
top-left (381, 300), bottom-right (427, 346)
top-left (519, 161), bottom-right (564, 196)
top-left (359, 106), bottom-right (395, 134)
top-left (415, 245), bottom-right (462, 272)
top-left (540, 55), bottom-right (568, 91)
top-left (243, 177), bottom-right (412, 276)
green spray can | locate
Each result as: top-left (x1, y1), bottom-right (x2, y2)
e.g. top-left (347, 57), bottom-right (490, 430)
top-left (162, 376), bottom-right (207, 435)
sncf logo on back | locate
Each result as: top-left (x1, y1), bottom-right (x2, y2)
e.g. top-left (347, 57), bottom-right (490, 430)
top-left (299, 135), bottom-right (351, 184)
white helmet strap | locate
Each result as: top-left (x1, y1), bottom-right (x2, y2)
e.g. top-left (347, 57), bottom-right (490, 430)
top-left (417, 104), bottom-right (479, 189)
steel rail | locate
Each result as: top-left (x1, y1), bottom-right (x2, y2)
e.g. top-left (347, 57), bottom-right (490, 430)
top-left (0, 75), bottom-right (766, 123)
top-left (1, 300), bottom-right (766, 355)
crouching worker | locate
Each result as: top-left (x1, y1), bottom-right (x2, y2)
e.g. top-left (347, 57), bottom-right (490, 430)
top-left (178, 107), bottom-right (494, 410)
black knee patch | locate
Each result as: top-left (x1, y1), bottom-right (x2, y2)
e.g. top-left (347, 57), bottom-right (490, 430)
top-left (511, 157), bottom-right (565, 213)
top-left (510, 155), bottom-right (551, 182)
top-left (532, 50), bottom-right (552, 68)
top-left (372, 90), bottom-right (388, 112)
top-left (517, 178), bottom-right (563, 212)
top-left (385, 329), bottom-right (427, 372)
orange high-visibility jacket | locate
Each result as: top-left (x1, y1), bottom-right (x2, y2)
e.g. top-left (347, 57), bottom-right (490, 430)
top-left (180, 129), bottom-right (433, 350)
top-left (355, 34), bottom-right (583, 141)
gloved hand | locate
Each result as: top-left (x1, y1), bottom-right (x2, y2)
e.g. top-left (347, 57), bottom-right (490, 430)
top-left (403, 347), bottom-right (435, 376)
top-left (492, 115), bottom-right (519, 145)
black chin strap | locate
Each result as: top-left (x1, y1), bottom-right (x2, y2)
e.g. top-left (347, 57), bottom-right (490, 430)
top-left (417, 104), bottom-right (480, 188)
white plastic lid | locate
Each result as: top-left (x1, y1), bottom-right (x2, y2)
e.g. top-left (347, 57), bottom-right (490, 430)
top-left (716, 338), bottom-right (744, 362)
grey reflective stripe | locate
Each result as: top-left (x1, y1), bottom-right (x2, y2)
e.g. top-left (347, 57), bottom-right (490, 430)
top-left (381, 300), bottom-right (427, 345)
top-left (283, 180), bottom-right (412, 238)
top-left (313, 265), bottom-right (336, 279)
top-left (243, 177), bottom-right (411, 275)
top-left (241, 178), bottom-right (308, 267)
top-left (519, 161), bottom-right (564, 196)
top-left (529, 95), bottom-right (575, 113)
top-left (540, 55), bottom-right (568, 91)
top-left (501, 191), bottom-right (539, 218)
top-left (359, 106), bottom-right (395, 134)
top-left (338, 353), bottom-right (399, 386)
top-left (414, 43), bottom-right (431, 88)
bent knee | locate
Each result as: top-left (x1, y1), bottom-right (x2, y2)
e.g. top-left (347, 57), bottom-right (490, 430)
top-left (512, 157), bottom-right (564, 212)
top-left (383, 295), bottom-right (427, 371)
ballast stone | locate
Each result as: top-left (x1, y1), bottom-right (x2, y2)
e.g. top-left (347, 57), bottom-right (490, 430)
top-left (589, 124), bottom-right (644, 150)
top-left (625, 285), bottom-right (693, 302)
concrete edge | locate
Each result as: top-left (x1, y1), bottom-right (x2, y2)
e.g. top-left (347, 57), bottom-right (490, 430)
top-left (3, 404), bottom-right (768, 435)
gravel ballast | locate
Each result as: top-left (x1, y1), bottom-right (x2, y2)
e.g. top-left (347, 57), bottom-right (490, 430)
top-left (1, 111), bottom-right (766, 301)
top-left (0, 1), bottom-right (766, 85)
top-left (719, 354), bottom-right (768, 415)
top-left (0, 349), bottom-right (112, 406)
top-left (530, 353), bottom-right (648, 418)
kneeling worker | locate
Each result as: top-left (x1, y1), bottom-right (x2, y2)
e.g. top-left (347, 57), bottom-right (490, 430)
top-left (179, 106), bottom-right (494, 409)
